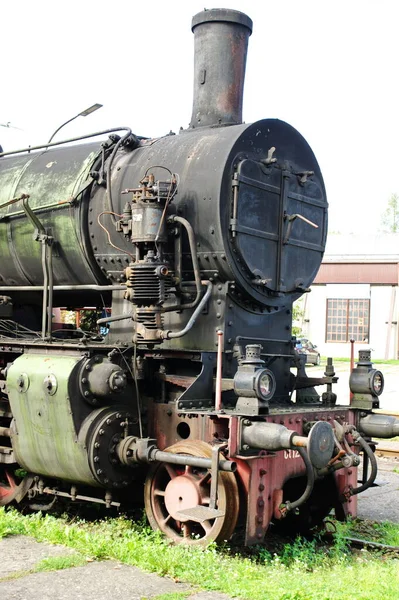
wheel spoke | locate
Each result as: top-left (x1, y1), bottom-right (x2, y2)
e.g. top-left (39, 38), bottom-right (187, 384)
top-left (165, 464), bottom-right (179, 480)
top-left (197, 471), bottom-right (211, 487)
top-left (160, 514), bottom-right (171, 526)
top-left (182, 523), bottom-right (192, 538)
top-left (201, 520), bottom-right (213, 535)
top-left (0, 486), bottom-right (11, 501)
top-left (153, 489), bottom-right (166, 497)
top-left (0, 469), bottom-right (17, 505)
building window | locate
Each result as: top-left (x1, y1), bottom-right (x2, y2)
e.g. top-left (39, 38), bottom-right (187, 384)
top-left (326, 298), bottom-right (370, 343)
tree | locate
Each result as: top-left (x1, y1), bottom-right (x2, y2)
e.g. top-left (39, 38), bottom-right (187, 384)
top-left (381, 193), bottom-right (399, 232)
top-left (292, 299), bottom-right (304, 337)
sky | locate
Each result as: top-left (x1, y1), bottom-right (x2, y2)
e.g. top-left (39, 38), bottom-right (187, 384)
top-left (1, 0), bottom-right (398, 234)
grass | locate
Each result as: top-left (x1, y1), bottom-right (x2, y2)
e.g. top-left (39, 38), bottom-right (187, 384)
top-left (321, 357), bottom-right (399, 365)
top-left (0, 550), bottom-right (87, 583)
top-left (145, 594), bottom-right (192, 600)
top-left (0, 508), bottom-right (399, 600)
top-left (336, 518), bottom-right (399, 547)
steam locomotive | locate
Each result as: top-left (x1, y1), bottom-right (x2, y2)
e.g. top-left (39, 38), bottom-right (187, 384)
top-left (1, 8), bottom-right (398, 545)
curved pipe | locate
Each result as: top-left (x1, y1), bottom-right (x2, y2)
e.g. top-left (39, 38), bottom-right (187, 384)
top-left (163, 215), bottom-right (202, 312)
top-left (162, 280), bottom-right (212, 339)
top-left (280, 447), bottom-right (315, 515)
top-left (349, 433), bottom-right (378, 496)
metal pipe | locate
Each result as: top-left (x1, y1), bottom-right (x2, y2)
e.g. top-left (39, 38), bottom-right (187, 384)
top-left (0, 127), bottom-right (136, 157)
top-left (46, 244), bottom-right (54, 338)
top-left (215, 330), bottom-right (223, 411)
top-left (117, 437), bottom-right (236, 472)
top-left (162, 280), bottom-right (212, 339)
top-left (280, 447), bottom-right (315, 514)
top-left (22, 195), bottom-right (45, 234)
top-left (0, 200), bottom-right (69, 221)
top-left (0, 285), bottom-right (125, 292)
top-left (174, 226), bottom-right (182, 289)
top-left (350, 338), bottom-right (355, 402)
top-left (150, 449), bottom-right (236, 472)
top-left (163, 215), bottom-right (202, 312)
top-left (41, 243), bottom-right (49, 339)
top-left (97, 313), bottom-right (132, 325)
top-left (349, 432), bottom-right (377, 496)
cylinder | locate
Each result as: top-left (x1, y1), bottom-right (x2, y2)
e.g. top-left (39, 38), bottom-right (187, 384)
top-left (242, 422), bottom-right (296, 450)
top-left (189, 8), bottom-right (253, 129)
top-left (359, 414), bottom-right (399, 438)
top-left (0, 142), bottom-right (103, 288)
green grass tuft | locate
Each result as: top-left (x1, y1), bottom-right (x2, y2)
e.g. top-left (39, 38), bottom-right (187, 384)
top-left (1, 508), bottom-right (398, 600)
top-left (34, 554), bottom-right (87, 572)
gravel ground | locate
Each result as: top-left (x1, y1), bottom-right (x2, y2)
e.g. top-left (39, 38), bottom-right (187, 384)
top-left (357, 457), bottom-right (399, 523)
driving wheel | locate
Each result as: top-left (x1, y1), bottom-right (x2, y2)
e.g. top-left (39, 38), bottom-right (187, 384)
top-left (144, 440), bottom-right (239, 545)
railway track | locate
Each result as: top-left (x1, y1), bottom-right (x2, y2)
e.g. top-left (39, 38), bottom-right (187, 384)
top-left (344, 536), bottom-right (399, 554)
top-left (374, 441), bottom-right (399, 459)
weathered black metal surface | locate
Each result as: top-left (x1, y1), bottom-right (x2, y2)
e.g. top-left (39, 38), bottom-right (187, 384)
top-left (190, 8), bottom-right (252, 128)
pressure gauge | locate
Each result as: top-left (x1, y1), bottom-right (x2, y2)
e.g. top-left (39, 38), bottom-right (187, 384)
top-left (254, 369), bottom-right (276, 402)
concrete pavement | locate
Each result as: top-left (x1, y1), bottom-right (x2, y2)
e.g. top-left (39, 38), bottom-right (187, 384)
top-left (0, 536), bottom-right (231, 600)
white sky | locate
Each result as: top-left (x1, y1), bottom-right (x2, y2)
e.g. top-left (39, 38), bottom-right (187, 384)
top-left (1, 0), bottom-right (398, 234)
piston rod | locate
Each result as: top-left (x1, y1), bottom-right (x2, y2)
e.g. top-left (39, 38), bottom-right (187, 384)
top-left (117, 436), bottom-right (236, 472)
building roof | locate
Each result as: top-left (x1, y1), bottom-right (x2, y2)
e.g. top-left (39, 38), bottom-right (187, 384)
top-left (323, 233), bottom-right (399, 263)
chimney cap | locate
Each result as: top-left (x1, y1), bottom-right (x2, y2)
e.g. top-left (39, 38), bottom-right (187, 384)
top-left (191, 8), bottom-right (252, 34)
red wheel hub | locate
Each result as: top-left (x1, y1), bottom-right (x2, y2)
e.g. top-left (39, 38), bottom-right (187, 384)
top-left (164, 474), bottom-right (205, 521)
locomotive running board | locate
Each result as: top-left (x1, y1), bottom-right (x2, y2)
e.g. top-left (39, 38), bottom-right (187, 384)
top-left (175, 505), bottom-right (225, 523)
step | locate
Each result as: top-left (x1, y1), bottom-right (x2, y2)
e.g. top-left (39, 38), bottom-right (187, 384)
top-left (0, 445), bottom-right (15, 464)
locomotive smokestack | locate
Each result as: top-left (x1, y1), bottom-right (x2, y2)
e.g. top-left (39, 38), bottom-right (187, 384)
top-left (189, 8), bottom-right (253, 129)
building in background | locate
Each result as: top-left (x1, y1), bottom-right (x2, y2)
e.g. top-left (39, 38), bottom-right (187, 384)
top-left (301, 234), bottom-right (399, 360)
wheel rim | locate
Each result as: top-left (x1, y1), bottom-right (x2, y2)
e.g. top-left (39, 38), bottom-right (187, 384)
top-left (144, 440), bottom-right (239, 545)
